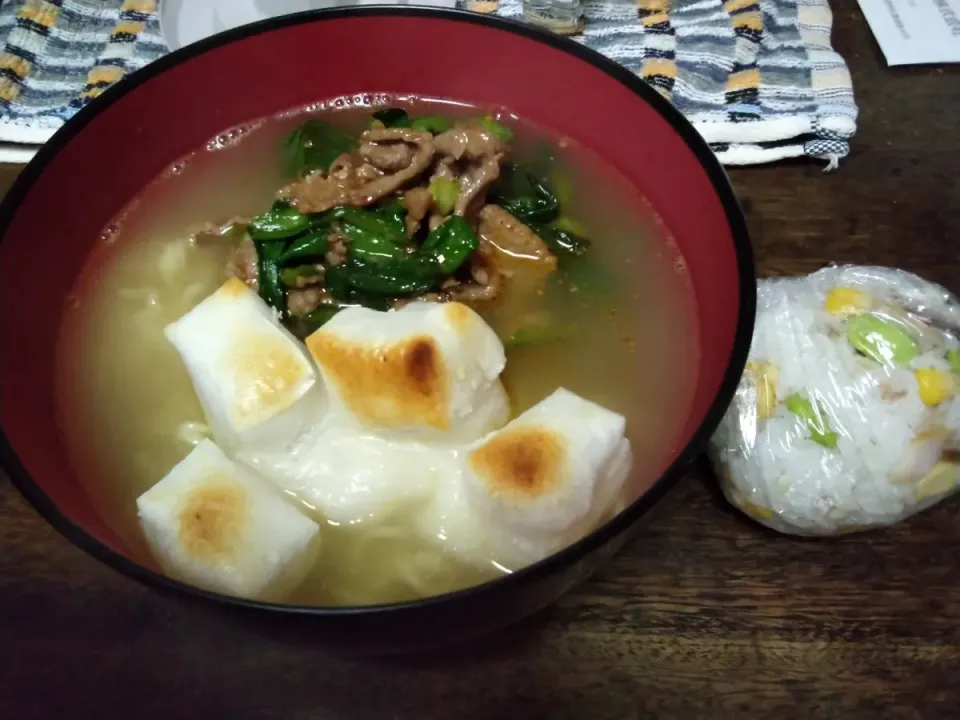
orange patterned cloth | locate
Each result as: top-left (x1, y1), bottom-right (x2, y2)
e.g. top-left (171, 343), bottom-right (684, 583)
top-left (458, 0), bottom-right (858, 167)
top-left (0, 0), bottom-right (166, 145)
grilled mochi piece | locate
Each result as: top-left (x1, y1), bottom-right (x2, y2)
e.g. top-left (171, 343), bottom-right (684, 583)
top-left (239, 423), bottom-right (463, 526)
top-left (165, 278), bottom-right (325, 452)
top-left (136, 439), bottom-right (320, 601)
top-left (305, 301), bottom-right (509, 444)
top-left (416, 388), bottom-right (632, 570)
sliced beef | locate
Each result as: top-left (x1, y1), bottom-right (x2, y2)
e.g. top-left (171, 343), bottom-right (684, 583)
top-left (448, 282), bottom-right (498, 303)
top-left (281, 167), bottom-right (366, 214)
top-left (432, 125), bottom-right (504, 221)
top-left (325, 233), bottom-right (348, 267)
top-left (349, 127), bottom-right (435, 205)
top-left (225, 235), bottom-right (259, 290)
top-left (392, 292), bottom-right (450, 310)
top-left (281, 127), bottom-right (435, 214)
top-left (430, 156), bottom-right (457, 183)
top-left (477, 205), bottom-right (556, 268)
top-left (474, 205), bottom-right (556, 305)
top-left (328, 153), bottom-right (356, 180)
top-left (448, 246), bottom-right (500, 302)
top-left (469, 252), bottom-right (494, 286)
top-left (356, 163), bottom-right (383, 182)
top-left (455, 153), bottom-right (502, 218)
top-left (424, 157), bottom-right (457, 230)
top-left (393, 246), bottom-right (501, 309)
top-left (326, 154), bottom-right (381, 183)
top-left (434, 125), bottom-right (504, 161)
top-left (287, 287), bottom-right (332, 316)
top-left (191, 216), bottom-right (251, 245)
top-left (403, 186), bottom-right (433, 236)
top-left (360, 141), bottom-right (415, 172)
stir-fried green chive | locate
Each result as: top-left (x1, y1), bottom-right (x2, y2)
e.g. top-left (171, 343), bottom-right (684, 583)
top-left (342, 223), bottom-right (406, 263)
top-left (420, 216), bottom-right (478, 273)
top-left (846, 314), bottom-right (919, 367)
top-left (330, 216), bottom-right (479, 296)
top-left (329, 257), bottom-right (441, 296)
top-left (505, 324), bottom-right (577, 349)
top-left (279, 231), bottom-right (329, 264)
top-left (372, 108), bottom-right (412, 128)
top-left (373, 200), bottom-right (409, 242)
top-left (279, 265), bottom-right (321, 287)
top-left (319, 264), bottom-right (393, 310)
top-left (252, 118), bottom-right (597, 326)
top-left (249, 201), bottom-right (311, 240)
top-left (550, 171), bottom-right (574, 207)
top-left (490, 164), bottom-right (593, 261)
top-left (300, 304), bottom-right (343, 326)
top-left (479, 116), bottom-right (514, 142)
top-left (491, 166), bottom-right (559, 223)
top-left (552, 216), bottom-right (586, 236)
top-left (251, 195), bottom-right (431, 314)
top-left (282, 119), bottom-right (357, 179)
top-left (411, 115), bottom-right (453, 133)
top-left (372, 108), bottom-right (453, 134)
top-left (334, 204), bottom-right (407, 245)
top-left (254, 240), bottom-right (286, 315)
top-left (533, 224), bottom-right (591, 258)
top-left (428, 178), bottom-right (460, 216)
top-left (372, 108), bottom-right (506, 138)
top-left (785, 394), bottom-right (838, 449)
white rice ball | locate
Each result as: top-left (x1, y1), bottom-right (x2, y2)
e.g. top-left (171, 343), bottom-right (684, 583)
top-left (710, 265), bottom-right (960, 536)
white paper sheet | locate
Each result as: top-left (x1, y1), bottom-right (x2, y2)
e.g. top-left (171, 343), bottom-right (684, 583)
top-left (0, 142), bottom-right (40, 164)
top-left (857, 0), bottom-right (960, 66)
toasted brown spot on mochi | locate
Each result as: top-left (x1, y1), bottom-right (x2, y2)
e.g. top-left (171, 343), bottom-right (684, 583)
top-left (469, 425), bottom-right (566, 498)
top-left (406, 338), bottom-right (437, 389)
top-left (221, 277), bottom-right (249, 298)
top-left (444, 302), bottom-right (473, 336)
top-left (178, 476), bottom-right (247, 562)
top-left (306, 331), bottom-right (449, 429)
top-left (228, 331), bottom-right (310, 426)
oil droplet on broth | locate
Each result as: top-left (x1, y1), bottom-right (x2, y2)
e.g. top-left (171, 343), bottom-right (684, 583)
top-left (99, 224), bottom-right (120, 245)
top-left (206, 122), bottom-right (261, 152)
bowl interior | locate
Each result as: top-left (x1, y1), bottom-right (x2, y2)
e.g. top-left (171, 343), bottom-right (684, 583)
top-left (0, 10), bottom-right (751, 595)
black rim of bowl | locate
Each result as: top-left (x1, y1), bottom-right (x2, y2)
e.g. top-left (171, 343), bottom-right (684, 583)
top-left (0, 6), bottom-right (756, 617)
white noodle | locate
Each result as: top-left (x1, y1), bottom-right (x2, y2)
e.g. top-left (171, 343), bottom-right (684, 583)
top-left (176, 421), bottom-right (211, 447)
top-left (181, 281), bottom-right (206, 307)
top-left (157, 239), bottom-right (188, 285)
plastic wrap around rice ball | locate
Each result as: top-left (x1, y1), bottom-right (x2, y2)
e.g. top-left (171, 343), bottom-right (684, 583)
top-left (709, 265), bottom-right (960, 536)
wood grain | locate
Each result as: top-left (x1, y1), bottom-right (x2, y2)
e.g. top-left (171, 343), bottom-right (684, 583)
top-left (2, 8), bottom-right (960, 718)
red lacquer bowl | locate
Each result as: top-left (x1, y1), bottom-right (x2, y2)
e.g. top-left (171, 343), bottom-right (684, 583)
top-left (0, 8), bottom-right (754, 652)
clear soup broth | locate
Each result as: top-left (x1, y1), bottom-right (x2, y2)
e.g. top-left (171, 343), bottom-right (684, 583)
top-left (56, 97), bottom-right (700, 606)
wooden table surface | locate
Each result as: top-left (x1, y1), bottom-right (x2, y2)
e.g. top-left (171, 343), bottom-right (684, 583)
top-left (2, 8), bottom-right (959, 719)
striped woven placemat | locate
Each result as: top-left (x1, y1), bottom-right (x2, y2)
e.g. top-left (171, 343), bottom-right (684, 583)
top-left (464, 0), bottom-right (858, 167)
top-left (0, 0), bottom-right (165, 151)
top-left (0, 0), bottom-right (857, 167)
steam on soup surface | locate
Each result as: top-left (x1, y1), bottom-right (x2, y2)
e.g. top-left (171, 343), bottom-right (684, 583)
top-left (56, 96), bottom-right (699, 606)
